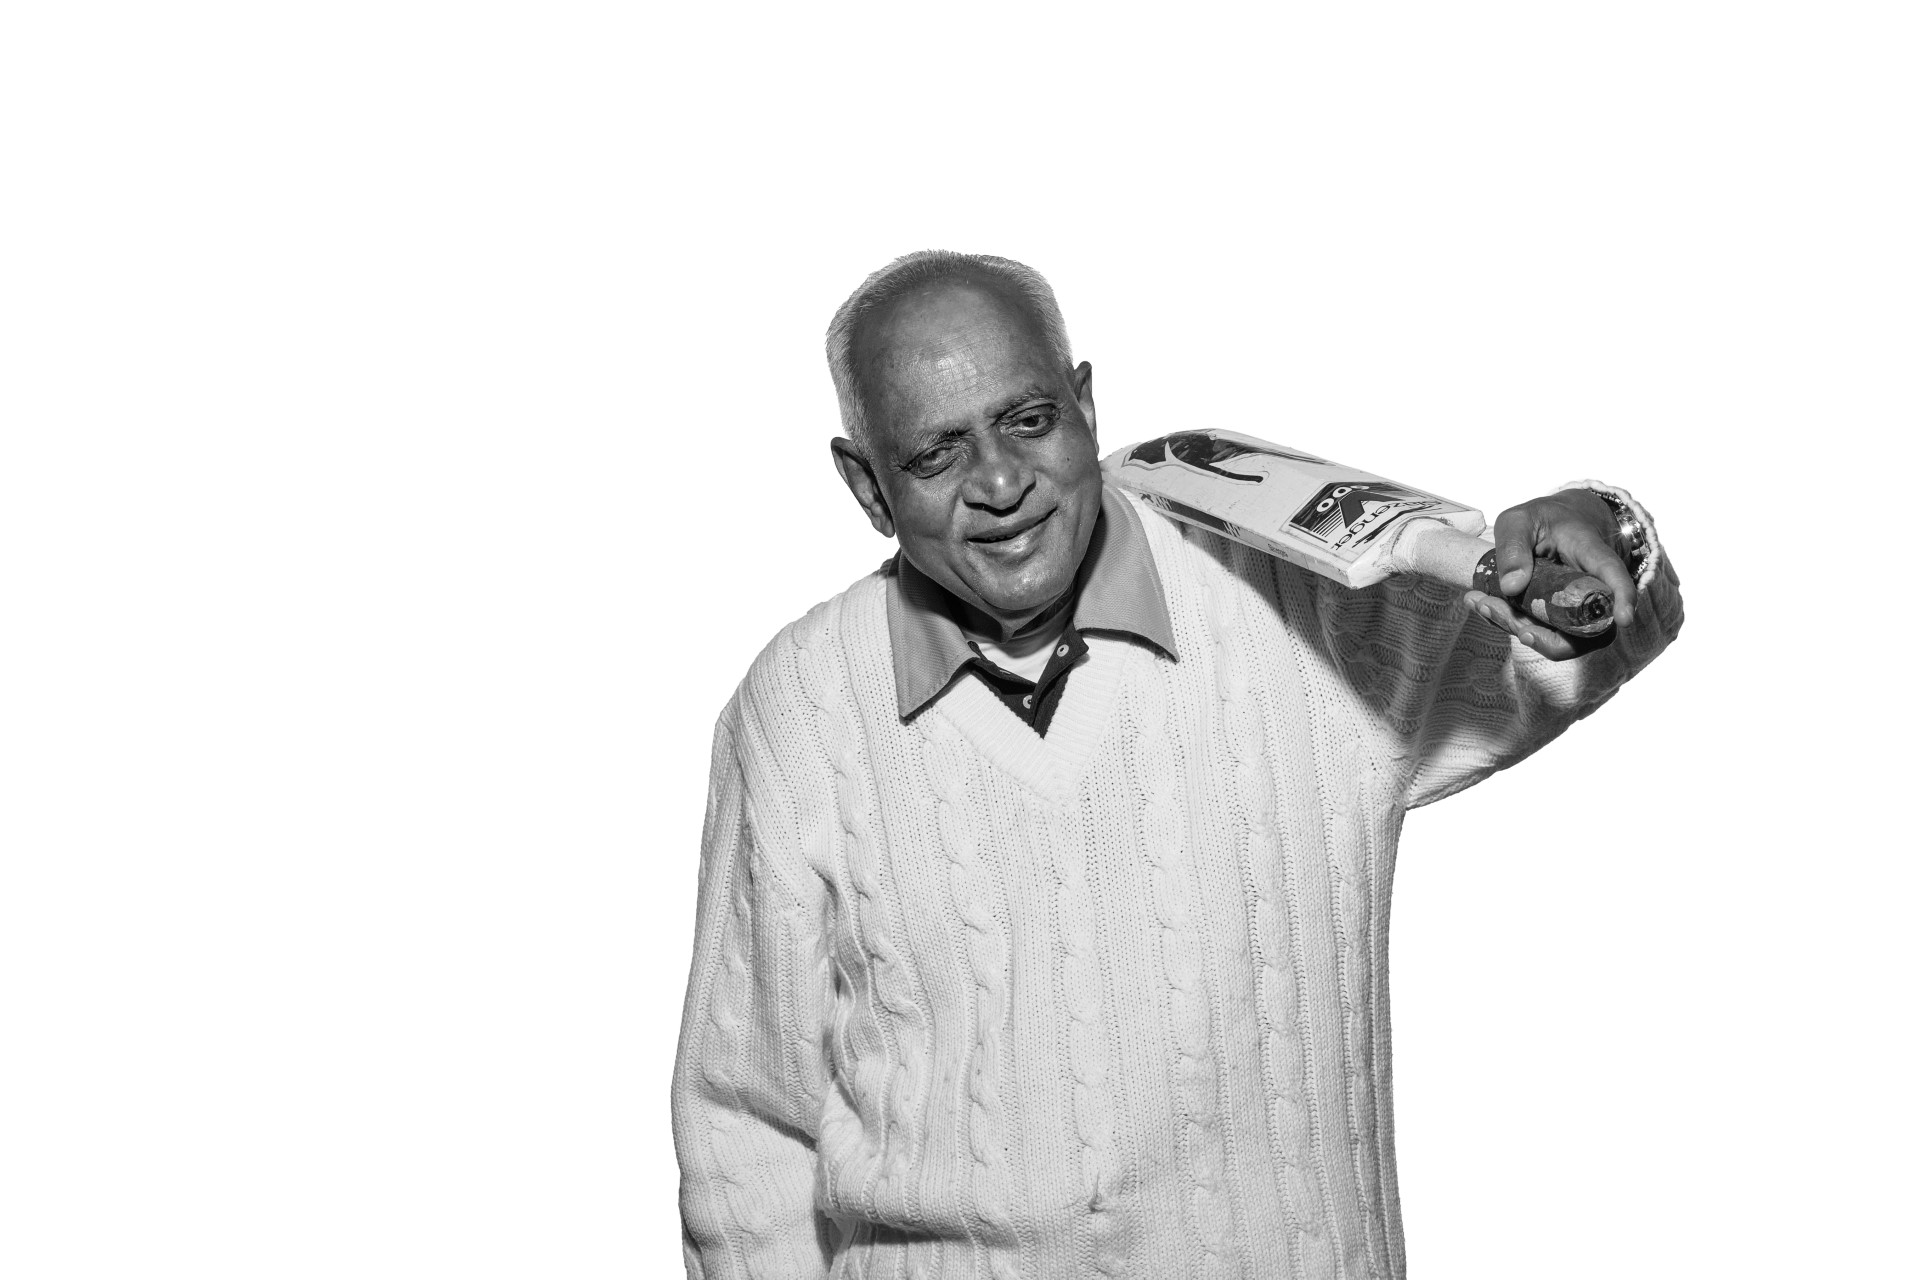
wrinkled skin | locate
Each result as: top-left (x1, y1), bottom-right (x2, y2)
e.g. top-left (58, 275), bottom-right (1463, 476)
top-left (831, 272), bottom-right (1641, 660)
top-left (830, 276), bottom-right (1103, 642)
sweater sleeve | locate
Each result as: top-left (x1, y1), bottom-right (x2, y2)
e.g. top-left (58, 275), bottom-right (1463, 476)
top-left (671, 710), bottom-right (833, 1279)
top-left (1298, 528), bottom-right (1685, 810)
top-left (1397, 550), bottom-right (1685, 808)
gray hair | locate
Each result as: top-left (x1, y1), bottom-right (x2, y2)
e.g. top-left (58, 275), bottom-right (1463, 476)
top-left (825, 249), bottom-right (1074, 453)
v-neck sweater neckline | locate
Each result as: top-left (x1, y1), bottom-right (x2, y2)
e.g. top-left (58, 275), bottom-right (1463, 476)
top-left (922, 630), bottom-right (1142, 804)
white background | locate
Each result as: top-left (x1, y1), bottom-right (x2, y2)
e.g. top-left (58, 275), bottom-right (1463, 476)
top-left (3, 2), bottom-right (1914, 1276)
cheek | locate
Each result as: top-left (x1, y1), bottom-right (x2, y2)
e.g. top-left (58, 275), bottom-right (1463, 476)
top-left (1039, 437), bottom-right (1101, 504)
top-left (1038, 428), bottom-right (1100, 483)
top-left (887, 485), bottom-right (962, 546)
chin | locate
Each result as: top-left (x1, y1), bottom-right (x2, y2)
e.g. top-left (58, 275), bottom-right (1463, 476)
top-left (996, 536), bottom-right (1088, 608)
top-left (978, 565), bottom-right (1076, 618)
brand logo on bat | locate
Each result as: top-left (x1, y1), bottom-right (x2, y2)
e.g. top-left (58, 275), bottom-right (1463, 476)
top-left (1290, 480), bottom-right (1449, 550)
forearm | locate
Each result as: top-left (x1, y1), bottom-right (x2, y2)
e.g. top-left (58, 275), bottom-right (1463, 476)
top-left (1406, 537), bottom-right (1683, 807)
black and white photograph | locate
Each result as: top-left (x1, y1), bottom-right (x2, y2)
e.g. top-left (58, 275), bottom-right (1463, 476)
top-left (4, 4), bottom-right (1913, 1277)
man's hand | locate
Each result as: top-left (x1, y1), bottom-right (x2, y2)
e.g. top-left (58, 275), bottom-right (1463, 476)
top-left (1462, 489), bottom-right (1637, 661)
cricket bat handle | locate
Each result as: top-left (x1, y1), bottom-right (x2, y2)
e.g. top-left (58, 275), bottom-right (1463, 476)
top-left (1393, 520), bottom-right (1615, 638)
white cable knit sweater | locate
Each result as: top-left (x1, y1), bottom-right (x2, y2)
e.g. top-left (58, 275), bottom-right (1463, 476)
top-left (673, 488), bottom-right (1683, 1279)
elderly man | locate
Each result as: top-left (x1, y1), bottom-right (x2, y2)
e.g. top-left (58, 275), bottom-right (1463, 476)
top-left (672, 250), bottom-right (1681, 1279)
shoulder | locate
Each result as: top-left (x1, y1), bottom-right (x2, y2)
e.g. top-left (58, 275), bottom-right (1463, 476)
top-left (1116, 482), bottom-right (1322, 606)
top-left (719, 561), bottom-right (894, 746)
top-left (1118, 482), bottom-right (1465, 678)
top-left (1116, 485), bottom-right (1218, 585)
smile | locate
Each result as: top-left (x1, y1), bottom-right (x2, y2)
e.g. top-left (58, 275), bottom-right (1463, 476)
top-left (969, 507), bottom-right (1055, 546)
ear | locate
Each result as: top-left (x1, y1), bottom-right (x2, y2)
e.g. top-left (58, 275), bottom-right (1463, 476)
top-left (830, 437), bottom-right (896, 538)
top-left (1072, 360), bottom-right (1097, 447)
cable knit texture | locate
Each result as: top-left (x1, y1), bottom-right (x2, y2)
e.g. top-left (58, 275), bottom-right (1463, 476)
top-left (673, 486), bottom-right (1683, 1279)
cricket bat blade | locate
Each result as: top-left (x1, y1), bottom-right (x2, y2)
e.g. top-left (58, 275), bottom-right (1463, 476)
top-left (1103, 430), bottom-right (1614, 638)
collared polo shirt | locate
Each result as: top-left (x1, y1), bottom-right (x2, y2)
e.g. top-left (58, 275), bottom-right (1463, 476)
top-left (955, 620), bottom-right (1088, 736)
top-left (885, 481), bottom-right (1179, 732)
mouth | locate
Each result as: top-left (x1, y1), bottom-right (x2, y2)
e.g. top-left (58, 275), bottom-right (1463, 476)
top-left (968, 506), bottom-right (1056, 548)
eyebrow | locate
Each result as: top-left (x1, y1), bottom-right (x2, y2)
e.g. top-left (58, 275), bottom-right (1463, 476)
top-left (893, 424), bottom-right (971, 469)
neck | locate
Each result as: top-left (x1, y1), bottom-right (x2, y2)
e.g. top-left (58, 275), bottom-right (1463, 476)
top-left (952, 587), bottom-right (1075, 644)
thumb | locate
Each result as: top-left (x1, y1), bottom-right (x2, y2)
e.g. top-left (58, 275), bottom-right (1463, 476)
top-left (1492, 507), bottom-right (1535, 596)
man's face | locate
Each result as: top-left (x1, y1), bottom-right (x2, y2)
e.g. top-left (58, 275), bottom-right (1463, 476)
top-left (841, 278), bottom-right (1102, 636)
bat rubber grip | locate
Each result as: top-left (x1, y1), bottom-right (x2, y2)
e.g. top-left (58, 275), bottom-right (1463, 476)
top-left (1393, 521), bottom-right (1614, 639)
top-left (1469, 549), bottom-right (1614, 638)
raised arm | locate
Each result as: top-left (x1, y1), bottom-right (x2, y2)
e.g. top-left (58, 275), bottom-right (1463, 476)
top-left (1404, 482), bottom-right (1683, 806)
top-left (671, 713), bottom-right (833, 1279)
top-left (1300, 481), bottom-right (1684, 808)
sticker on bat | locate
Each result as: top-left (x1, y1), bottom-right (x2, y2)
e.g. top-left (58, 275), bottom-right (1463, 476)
top-left (1289, 480), bottom-right (1465, 551)
top-left (1125, 430), bottom-right (1330, 482)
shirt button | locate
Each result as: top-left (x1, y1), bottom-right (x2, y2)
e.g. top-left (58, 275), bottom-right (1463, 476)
top-left (1022, 695), bottom-right (1034, 709)
top-left (1055, 644), bottom-right (1069, 658)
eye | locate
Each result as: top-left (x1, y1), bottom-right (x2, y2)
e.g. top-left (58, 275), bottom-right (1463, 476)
top-left (1007, 406), bottom-right (1058, 435)
top-left (905, 441), bottom-right (961, 477)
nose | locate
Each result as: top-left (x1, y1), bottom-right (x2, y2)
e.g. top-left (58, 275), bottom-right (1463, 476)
top-left (960, 432), bottom-right (1035, 513)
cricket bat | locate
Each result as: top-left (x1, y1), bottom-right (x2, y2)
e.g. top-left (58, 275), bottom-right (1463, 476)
top-left (1103, 429), bottom-right (1614, 638)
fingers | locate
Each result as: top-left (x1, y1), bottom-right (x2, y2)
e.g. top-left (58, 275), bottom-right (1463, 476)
top-left (1552, 524), bottom-right (1639, 628)
top-left (1464, 589), bottom-right (1580, 660)
top-left (1492, 506), bottom-right (1538, 598)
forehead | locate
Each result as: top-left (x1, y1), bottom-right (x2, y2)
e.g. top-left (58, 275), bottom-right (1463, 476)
top-left (853, 278), bottom-right (1058, 448)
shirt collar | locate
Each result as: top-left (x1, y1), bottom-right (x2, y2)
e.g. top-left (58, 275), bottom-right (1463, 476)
top-left (885, 480), bottom-right (1177, 719)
